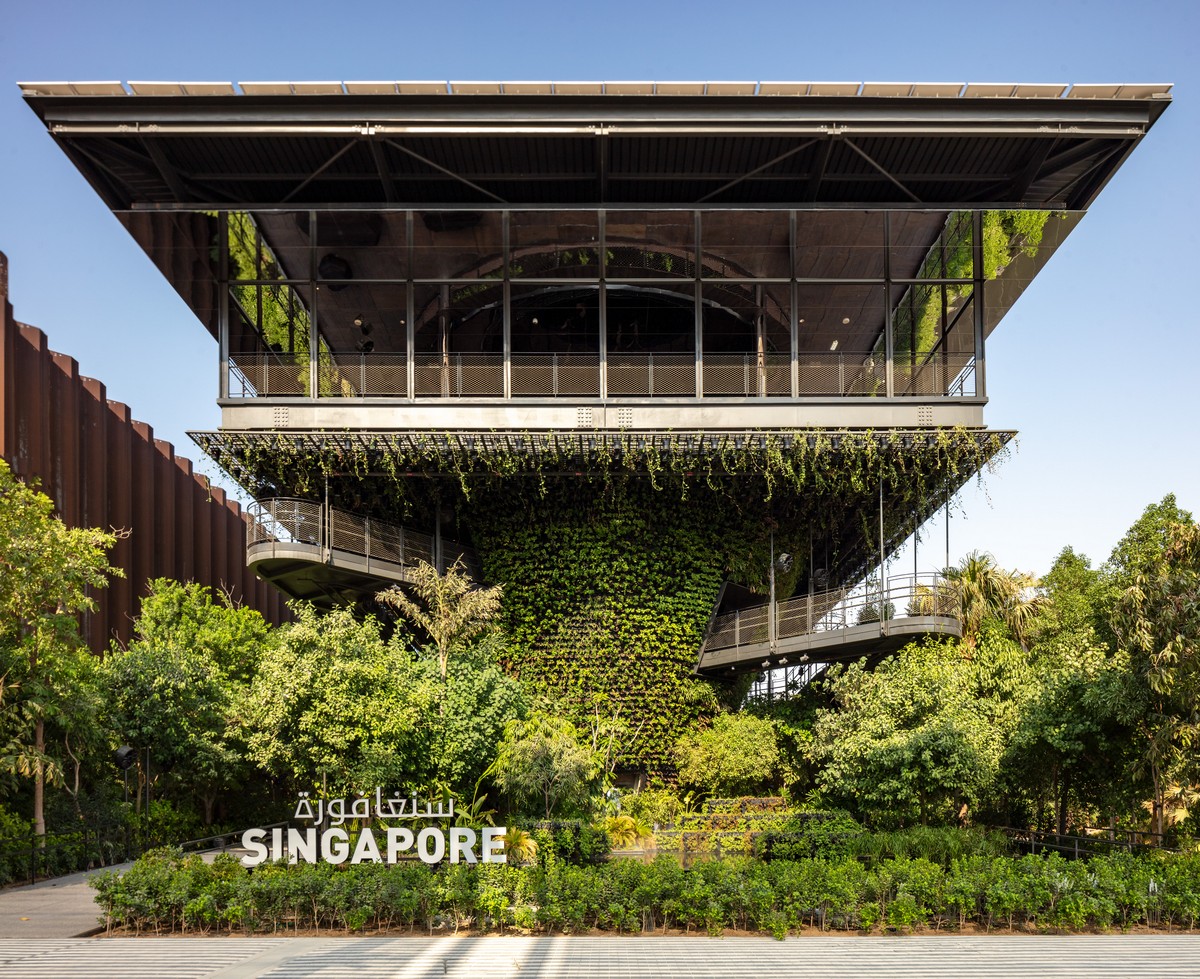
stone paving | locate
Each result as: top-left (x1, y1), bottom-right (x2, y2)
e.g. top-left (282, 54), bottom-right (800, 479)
top-left (0, 934), bottom-right (1199, 978)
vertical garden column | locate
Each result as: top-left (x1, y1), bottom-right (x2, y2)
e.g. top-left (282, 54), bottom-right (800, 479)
top-left (308, 210), bottom-right (319, 399)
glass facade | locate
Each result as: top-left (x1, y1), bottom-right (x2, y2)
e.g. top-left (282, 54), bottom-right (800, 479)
top-left (120, 206), bottom-right (1072, 402)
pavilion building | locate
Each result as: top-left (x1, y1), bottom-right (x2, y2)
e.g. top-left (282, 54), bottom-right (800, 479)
top-left (22, 80), bottom-right (1169, 765)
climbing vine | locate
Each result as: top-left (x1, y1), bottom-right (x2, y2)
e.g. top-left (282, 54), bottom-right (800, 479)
top-left (200, 428), bottom-right (1011, 769)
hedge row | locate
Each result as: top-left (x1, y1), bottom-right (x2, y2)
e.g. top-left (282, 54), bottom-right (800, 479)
top-left (93, 848), bottom-right (1200, 937)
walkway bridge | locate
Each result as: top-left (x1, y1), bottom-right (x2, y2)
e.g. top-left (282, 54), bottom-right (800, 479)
top-left (696, 573), bottom-right (961, 676)
top-left (246, 498), bottom-right (480, 611)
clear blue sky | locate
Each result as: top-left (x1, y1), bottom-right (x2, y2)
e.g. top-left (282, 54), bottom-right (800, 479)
top-left (2, 0), bottom-right (1196, 577)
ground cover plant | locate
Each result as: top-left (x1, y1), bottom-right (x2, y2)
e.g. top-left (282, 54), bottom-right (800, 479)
top-left (91, 846), bottom-right (1200, 938)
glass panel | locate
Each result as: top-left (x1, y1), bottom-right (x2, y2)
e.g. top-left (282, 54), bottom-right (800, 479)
top-left (605, 281), bottom-right (695, 397)
top-left (701, 210), bottom-right (790, 279)
top-left (888, 210), bottom-right (972, 281)
top-left (982, 210), bottom-right (1080, 336)
top-left (246, 211), bottom-right (311, 281)
top-left (227, 282), bottom-right (313, 398)
top-left (320, 284), bottom-right (408, 398)
top-left (794, 211), bottom-right (884, 279)
top-left (412, 281), bottom-right (505, 354)
top-left (895, 295), bottom-right (976, 397)
top-left (509, 211), bottom-right (600, 278)
top-left (795, 283), bottom-right (886, 356)
top-left (510, 285), bottom-right (599, 353)
top-left (702, 283), bottom-right (790, 396)
top-left (604, 282), bottom-right (695, 354)
top-left (310, 211), bottom-right (407, 282)
top-left (891, 283), bottom-right (974, 357)
top-left (604, 211), bottom-right (696, 279)
top-left (117, 211), bottom-right (221, 334)
top-left (410, 211), bottom-right (504, 280)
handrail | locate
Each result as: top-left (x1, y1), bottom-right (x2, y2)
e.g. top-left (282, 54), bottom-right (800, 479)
top-left (246, 497), bottom-right (479, 577)
top-left (705, 572), bottom-right (957, 654)
top-left (228, 351), bottom-right (978, 400)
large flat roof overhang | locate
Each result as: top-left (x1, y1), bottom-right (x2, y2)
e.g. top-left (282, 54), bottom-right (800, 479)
top-left (21, 81), bottom-right (1171, 211)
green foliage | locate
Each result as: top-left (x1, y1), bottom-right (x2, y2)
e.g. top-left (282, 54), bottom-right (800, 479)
top-left (376, 558), bottom-right (502, 682)
top-left (434, 633), bottom-right (526, 795)
top-left (676, 713), bottom-right (781, 797)
top-left (92, 846), bottom-right (1200, 936)
top-left (810, 635), bottom-right (1038, 826)
top-left (0, 459), bottom-right (120, 833)
top-left (241, 605), bottom-right (437, 794)
top-left (100, 643), bottom-right (240, 826)
top-left (1110, 513), bottom-right (1200, 837)
top-left (494, 713), bottom-right (600, 819)
top-left (129, 579), bottom-right (273, 686)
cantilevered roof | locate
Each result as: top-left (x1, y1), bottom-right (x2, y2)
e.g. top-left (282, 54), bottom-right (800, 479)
top-left (21, 81), bottom-right (1170, 211)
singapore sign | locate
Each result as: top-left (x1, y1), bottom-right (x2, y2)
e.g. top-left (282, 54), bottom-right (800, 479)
top-left (240, 789), bottom-right (507, 867)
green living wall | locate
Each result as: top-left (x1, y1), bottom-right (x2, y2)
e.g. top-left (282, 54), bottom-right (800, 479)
top-left (208, 429), bottom-right (1010, 772)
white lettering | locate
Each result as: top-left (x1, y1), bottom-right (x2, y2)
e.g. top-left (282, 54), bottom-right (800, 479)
top-left (417, 827), bottom-right (445, 864)
top-left (288, 827), bottom-right (318, 864)
top-left (449, 827), bottom-right (477, 864)
top-left (351, 828), bottom-right (382, 864)
top-left (481, 826), bottom-right (507, 864)
top-left (386, 827), bottom-right (414, 863)
top-left (271, 827), bottom-right (284, 863)
top-left (240, 829), bottom-right (268, 868)
top-left (322, 828), bottom-right (350, 864)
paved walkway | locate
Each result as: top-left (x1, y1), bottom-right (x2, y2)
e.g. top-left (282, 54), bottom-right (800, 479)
top-left (0, 935), bottom-right (1198, 978)
top-left (0, 862), bottom-right (132, 938)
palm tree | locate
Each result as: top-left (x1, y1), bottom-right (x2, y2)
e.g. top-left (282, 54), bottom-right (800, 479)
top-left (376, 558), bottom-right (503, 681)
top-left (942, 551), bottom-right (1045, 648)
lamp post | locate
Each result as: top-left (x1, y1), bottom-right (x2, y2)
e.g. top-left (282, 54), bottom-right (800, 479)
top-left (114, 745), bottom-right (136, 860)
top-left (767, 532), bottom-right (792, 700)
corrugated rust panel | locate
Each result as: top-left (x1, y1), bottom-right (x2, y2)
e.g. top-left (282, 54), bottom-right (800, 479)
top-left (153, 439), bottom-right (176, 583)
top-left (174, 456), bottom-right (196, 583)
top-left (0, 254), bottom-right (291, 651)
top-left (80, 376), bottom-right (109, 650)
top-left (105, 400), bottom-right (134, 648)
top-left (130, 421), bottom-right (155, 612)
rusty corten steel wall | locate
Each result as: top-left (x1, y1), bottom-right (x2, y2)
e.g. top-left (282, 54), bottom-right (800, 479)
top-left (0, 250), bottom-right (289, 652)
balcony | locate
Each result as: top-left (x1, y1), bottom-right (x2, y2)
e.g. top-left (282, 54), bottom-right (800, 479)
top-left (227, 351), bottom-right (977, 401)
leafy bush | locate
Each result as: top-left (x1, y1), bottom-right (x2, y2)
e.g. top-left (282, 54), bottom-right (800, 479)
top-left (92, 847), bottom-right (1200, 937)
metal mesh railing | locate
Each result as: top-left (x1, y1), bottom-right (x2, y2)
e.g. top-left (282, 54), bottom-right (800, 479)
top-left (414, 355), bottom-right (505, 397)
top-left (230, 351), bottom-right (978, 400)
top-left (247, 498), bottom-right (477, 577)
top-left (895, 353), bottom-right (976, 397)
top-left (323, 355), bottom-right (409, 397)
top-left (702, 354), bottom-right (791, 396)
top-left (511, 355), bottom-right (601, 396)
top-left (705, 573), bottom-right (957, 654)
top-left (607, 353), bottom-right (695, 396)
top-left (229, 354), bottom-right (308, 398)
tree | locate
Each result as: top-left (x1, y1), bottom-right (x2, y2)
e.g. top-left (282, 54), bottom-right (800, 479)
top-left (241, 605), bottom-right (438, 795)
top-left (810, 635), bottom-right (1037, 826)
top-left (129, 578), bottom-right (274, 685)
top-left (377, 559), bottom-right (502, 683)
top-left (433, 632), bottom-right (525, 796)
top-left (1110, 519), bottom-right (1200, 837)
top-left (943, 551), bottom-right (1044, 648)
top-left (494, 712), bottom-right (599, 819)
top-left (675, 713), bottom-right (781, 797)
top-left (101, 643), bottom-right (239, 826)
top-left (0, 460), bottom-right (120, 836)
